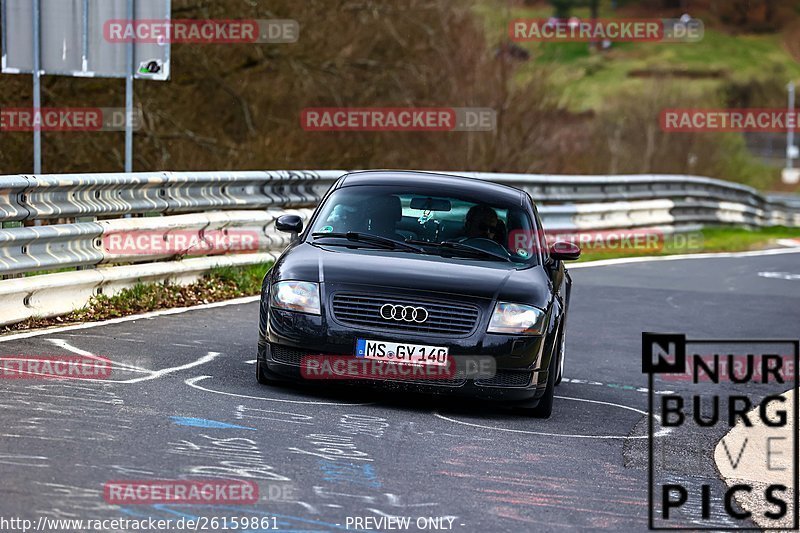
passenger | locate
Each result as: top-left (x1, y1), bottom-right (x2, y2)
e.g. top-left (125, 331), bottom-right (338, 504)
top-left (363, 195), bottom-right (404, 240)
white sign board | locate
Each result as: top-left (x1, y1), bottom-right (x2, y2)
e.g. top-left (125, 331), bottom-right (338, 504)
top-left (1, 0), bottom-right (170, 80)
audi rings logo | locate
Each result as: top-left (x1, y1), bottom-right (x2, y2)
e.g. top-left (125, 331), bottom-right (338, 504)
top-left (380, 304), bottom-right (429, 323)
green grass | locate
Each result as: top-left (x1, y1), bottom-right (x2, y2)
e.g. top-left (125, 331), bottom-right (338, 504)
top-left (1, 262), bottom-right (273, 333)
top-left (477, 2), bottom-right (800, 112)
top-left (578, 226), bottom-right (800, 262)
top-left (699, 226), bottom-right (800, 252)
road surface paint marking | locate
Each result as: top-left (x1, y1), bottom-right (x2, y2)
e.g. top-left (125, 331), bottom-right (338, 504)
top-left (0, 382), bottom-right (123, 405)
top-left (0, 454), bottom-right (49, 467)
top-left (714, 389), bottom-right (795, 530)
top-left (170, 416), bottom-right (256, 431)
top-left (113, 351), bottom-right (220, 384)
top-left (234, 404), bottom-right (315, 425)
top-left (562, 377), bottom-right (674, 395)
top-left (245, 359), bottom-right (257, 364)
top-left (434, 395), bottom-right (671, 439)
top-left (570, 246), bottom-right (800, 269)
top-left (44, 338), bottom-right (220, 384)
top-left (0, 296), bottom-right (259, 342)
top-left (758, 271), bottom-right (800, 280)
top-left (47, 338), bottom-right (150, 373)
top-left (184, 375), bottom-right (373, 406)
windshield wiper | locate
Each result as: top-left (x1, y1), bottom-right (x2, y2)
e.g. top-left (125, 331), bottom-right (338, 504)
top-left (405, 239), bottom-right (512, 262)
top-left (312, 232), bottom-right (423, 253)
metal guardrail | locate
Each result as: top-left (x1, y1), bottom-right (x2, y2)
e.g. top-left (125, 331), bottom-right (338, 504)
top-left (0, 169), bottom-right (798, 327)
top-left (0, 170), bottom-right (341, 223)
top-left (458, 172), bottom-right (764, 205)
top-left (0, 209), bottom-right (312, 276)
top-left (0, 223), bottom-right (103, 275)
top-left (767, 193), bottom-right (800, 210)
top-left (2, 170), bottom-right (793, 223)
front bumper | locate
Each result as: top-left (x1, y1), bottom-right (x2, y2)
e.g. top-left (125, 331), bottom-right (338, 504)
top-left (258, 287), bottom-right (559, 405)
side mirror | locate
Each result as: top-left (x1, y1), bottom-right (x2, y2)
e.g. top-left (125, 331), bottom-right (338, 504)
top-left (550, 241), bottom-right (581, 261)
top-left (276, 214), bottom-right (304, 234)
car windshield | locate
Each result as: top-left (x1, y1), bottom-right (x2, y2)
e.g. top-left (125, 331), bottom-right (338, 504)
top-left (307, 184), bottom-right (539, 264)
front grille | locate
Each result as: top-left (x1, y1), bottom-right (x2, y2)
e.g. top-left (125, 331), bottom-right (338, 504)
top-left (270, 345), bottom-right (304, 366)
top-left (331, 292), bottom-right (480, 336)
top-left (476, 370), bottom-right (532, 388)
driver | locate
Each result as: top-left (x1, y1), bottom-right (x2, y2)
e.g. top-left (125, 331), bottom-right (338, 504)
top-left (464, 204), bottom-right (499, 240)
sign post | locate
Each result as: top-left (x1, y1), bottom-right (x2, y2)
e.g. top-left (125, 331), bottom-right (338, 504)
top-left (785, 81), bottom-right (799, 185)
top-left (31, 0), bottom-right (41, 174)
top-left (1, 0), bottom-right (171, 173)
top-left (125, 0), bottom-right (134, 173)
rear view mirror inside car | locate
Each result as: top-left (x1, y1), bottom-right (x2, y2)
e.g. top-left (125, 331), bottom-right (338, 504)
top-left (410, 197), bottom-right (452, 211)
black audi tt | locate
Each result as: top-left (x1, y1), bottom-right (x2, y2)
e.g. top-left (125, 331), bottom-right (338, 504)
top-left (257, 170), bottom-right (579, 417)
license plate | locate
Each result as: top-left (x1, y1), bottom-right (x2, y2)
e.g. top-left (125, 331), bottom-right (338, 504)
top-left (355, 339), bottom-right (449, 366)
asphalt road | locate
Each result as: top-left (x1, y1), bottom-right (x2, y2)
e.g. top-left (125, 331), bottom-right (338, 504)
top-left (0, 250), bottom-right (798, 532)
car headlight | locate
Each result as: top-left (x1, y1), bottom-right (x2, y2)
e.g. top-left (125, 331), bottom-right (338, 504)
top-left (270, 281), bottom-right (321, 315)
top-left (487, 302), bottom-right (545, 335)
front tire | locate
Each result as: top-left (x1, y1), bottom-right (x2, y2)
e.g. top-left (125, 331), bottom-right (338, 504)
top-left (527, 356), bottom-right (556, 418)
top-left (519, 339), bottom-right (559, 418)
top-left (555, 326), bottom-right (565, 386)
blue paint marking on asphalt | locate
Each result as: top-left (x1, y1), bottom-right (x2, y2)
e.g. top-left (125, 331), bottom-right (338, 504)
top-left (319, 459), bottom-right (381, 489)
top-left (170, 416), bottom-right (256, 430)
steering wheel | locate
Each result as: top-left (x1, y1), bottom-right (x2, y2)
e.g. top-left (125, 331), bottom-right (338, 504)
top-left (456, 237), bottom-right (511, 256)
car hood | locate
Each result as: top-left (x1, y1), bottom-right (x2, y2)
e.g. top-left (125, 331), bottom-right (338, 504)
top-left (272, 243), bottom-right (552, 307)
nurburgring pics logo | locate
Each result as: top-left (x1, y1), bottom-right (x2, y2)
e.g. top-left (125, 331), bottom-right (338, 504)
top-left (660, 354), bottom-right (796, 383)
top-left (643, 333), bottom-right (798, 530)
top-left (104, 19), bottom-right (299, 44)
top-left (300, 108), bottom-right (496, 132)
top-left (0, 108), bottom-right (143, 132)
top-left (509, 18), bottom-right (703, 43)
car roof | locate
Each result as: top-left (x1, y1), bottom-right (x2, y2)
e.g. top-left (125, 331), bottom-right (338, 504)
top-left (338, 170), bottom-right (525, 205)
